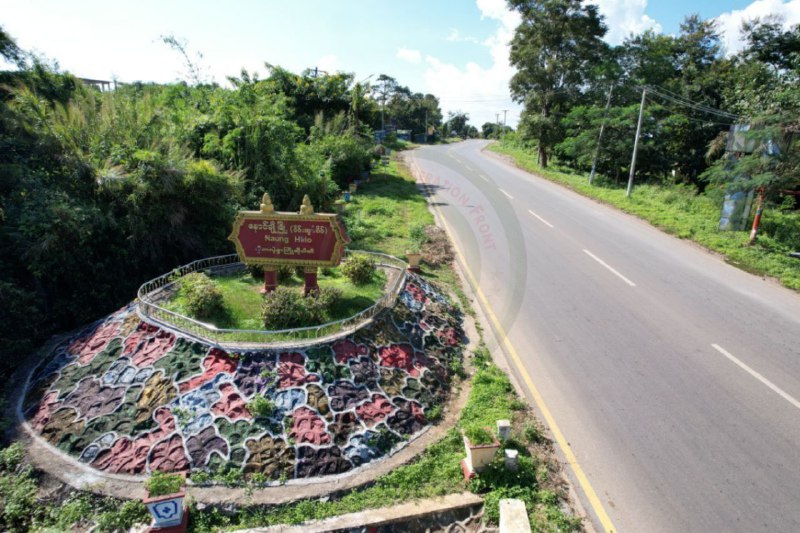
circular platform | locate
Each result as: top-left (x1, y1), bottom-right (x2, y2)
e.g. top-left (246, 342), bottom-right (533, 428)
top-left (23, 272), bottom-right (465, 483)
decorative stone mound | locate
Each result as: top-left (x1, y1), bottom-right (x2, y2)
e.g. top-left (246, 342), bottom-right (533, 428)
top-left (185, 425), bottom-right (229, 467)
top-left (288, 407), bottom-right (330, 445)
top-left (24, 273), bottom-right (464, 481)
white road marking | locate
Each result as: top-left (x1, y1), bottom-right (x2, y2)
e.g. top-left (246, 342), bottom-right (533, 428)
top-left (712, 344), bottom-right (800, 410)
top-left (528, 209), bottom-right (554, 228)
top-left (499, 188), bottom-right (514, 200)
top-left (479, 174), bottom-right (490, 182)
top-left (583, 249), bottom-right (636, 287)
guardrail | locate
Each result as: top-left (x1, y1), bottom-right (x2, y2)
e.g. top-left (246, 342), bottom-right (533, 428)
top-left (136, 251), bottom-right (408, 348)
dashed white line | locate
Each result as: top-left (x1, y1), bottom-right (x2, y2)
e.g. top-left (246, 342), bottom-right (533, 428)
top-left (528, 209), bottom-right (554, 228)
top-left (498, 188), bottom-right (514, 200)
top-left (479, 174), bottom-right (490, 182)
top-left (711, 344), bottom-right (800, 410)
top-left (582, 249), bottom-right (636, 287)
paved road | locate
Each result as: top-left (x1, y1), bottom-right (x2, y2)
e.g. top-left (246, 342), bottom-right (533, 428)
top-left (407, 140), bottom-right (800, 533)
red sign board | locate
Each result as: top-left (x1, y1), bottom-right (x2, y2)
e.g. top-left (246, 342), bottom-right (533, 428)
top-left (228, 196), bottom-right (350, 267)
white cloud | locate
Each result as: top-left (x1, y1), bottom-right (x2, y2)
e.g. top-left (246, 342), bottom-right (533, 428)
top-left (315, 54), bottom-right (339, 73)
top-left (423, 0), bottom-right (523, 128)
top-left (446, 28), bottom-right (480, 44)
top-left (396, 47), bottom-right (422, 64)
top-left (715, 0), bottom-right (800, 55)
top-left (590, 0), bottom-right (661, 45)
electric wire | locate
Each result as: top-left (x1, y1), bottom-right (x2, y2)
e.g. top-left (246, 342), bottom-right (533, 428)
top-left (644, 85), bottom-right (741, 121)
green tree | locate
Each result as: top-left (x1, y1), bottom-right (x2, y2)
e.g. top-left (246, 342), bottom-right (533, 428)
top-left (0, 25), bottom-right (23, 66)
top-left (509, 0), bottom-right (608, 167)
top-left (446, 111), bottom-right (471, 138)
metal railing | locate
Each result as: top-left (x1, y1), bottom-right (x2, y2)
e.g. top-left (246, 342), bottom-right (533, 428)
top-left (136, 251), bottom-right (408, 348)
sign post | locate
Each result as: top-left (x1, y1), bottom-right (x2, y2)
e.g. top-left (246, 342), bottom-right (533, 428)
top-left (228, 194), bottom-right (350, 295)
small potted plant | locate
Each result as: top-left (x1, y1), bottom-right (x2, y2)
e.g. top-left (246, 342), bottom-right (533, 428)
top-left (406, 223), bottom-right (427, 273)
top-left (462, 425), bottom-right (501, 476)
top-left (143, 470), bottom-right (187, 530)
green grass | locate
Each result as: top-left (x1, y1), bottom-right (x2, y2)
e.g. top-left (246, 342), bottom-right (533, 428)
top-left (163, 268), bottom-right (387, 330)
top-left (342, 158), bottom-right (435, 259)
top-left (188, 348), bottom-right (580, 532)
top-left (488, 142), bottom-right (800, 291)
top-left (0, 443), bottom-right (149, 531)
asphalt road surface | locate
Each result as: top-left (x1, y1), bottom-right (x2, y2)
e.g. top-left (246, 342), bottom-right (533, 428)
top-left (407, 140), bottom-right (800, 533)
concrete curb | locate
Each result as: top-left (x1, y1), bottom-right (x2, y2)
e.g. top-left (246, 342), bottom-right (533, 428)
top-left (231, 492), bottom-right (483, 532)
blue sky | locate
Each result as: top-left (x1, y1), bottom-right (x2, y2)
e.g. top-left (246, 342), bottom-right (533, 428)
top-left (2, 0), bottom-right (799, 128)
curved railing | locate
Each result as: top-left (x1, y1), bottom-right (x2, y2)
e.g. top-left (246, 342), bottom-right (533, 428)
top-left (136, 251), bottom-right (408, 348)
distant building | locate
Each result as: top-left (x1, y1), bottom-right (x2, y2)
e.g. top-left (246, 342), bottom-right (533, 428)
top-left (78, 78), bottom-right (114, 92)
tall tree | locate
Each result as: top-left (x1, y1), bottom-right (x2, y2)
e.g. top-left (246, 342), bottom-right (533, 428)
top-left (372, 74), bottom-right (400, 130)
top-left (508, 0), bottom-right (607, 167)
top-left (446, 111), bottom-right (471, 138)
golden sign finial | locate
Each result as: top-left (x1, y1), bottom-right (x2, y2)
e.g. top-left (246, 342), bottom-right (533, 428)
top-left (300, 194), bottom-right (314, 215)
top-left (260, 193), bottom-right (275, 213)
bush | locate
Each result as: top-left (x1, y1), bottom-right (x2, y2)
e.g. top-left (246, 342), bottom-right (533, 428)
top-left (145, 471), bottom-right (184, 497)
top-left (95, 500), bottom-right (150, 532)
top-left (246, 395), bottom-right (275, 418)
top-left (261, 286), bottom-right (342, 329)
top-left (309, 286), bottom-right (343, 317)
top-left (312, 135), bottom-right (373, 188)
top-left (247, 264), bottom-right (264, 280)
top-left (181, 272), bottom-right (224, 318)
top-left (342, 254), bottom-right (376, 285)
top-left (261, 286), bottom-right (312, 329)
top-left (278, 264), bottom-right (295, 282)
top-left (464, 425), bottom-right (495, 445)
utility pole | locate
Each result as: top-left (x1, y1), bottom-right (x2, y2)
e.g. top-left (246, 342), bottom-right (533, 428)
top-left (626, 87), bottom-right (646, 198)
top-left (496, 113), bottom-right (500, 140)
top-left (424, 109), bottom-right (428, 143)
top-left (501, 109), bottom-right (508, 144)
top-left (590, 84), bottom-right (614, 185)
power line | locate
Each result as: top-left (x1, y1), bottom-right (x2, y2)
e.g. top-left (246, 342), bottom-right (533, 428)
top-left (644, 85), bottom-right (740, 121)
top-left (649, 85), bottom-right (739, 119)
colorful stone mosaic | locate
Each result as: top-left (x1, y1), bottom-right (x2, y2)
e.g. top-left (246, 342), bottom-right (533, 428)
top-left (24, 274), bottom-right (464, 482)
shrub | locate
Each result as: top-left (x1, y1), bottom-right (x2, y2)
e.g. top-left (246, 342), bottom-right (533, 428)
top-left (278, 264), bottom-right (295, 282)
top-left (95, 500), bottom-right (149, 531)
top-left (261, 286), bottom-right (313, 329)
top-left (426, 404), bottom-right (443, 422)
top-left (308, 286), bottom-right (343, 320)
top-left (464, 425), bottom-right (495, 445)
top-left (145, 471), bottom-right (184, 497)
top-left (0, 443), bottom-right (24, 472)
top-left (342, 254), bottom-right (376, 285)
top-left (409, 223), bottom-right (428, 253)
top-left (247, 264), bottom-right (264, 280)
top-left (246, 395), bottom-right (275, 418)
top-left (261, 286), bottom-right (342, 329)
top-left (522, 420), bottom-right (544, 444)
top-left (181, 272), bottom-right (224, 318)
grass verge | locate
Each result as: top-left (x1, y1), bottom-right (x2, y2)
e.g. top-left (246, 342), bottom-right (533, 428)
top-left (488, 142), bottom-right (800, 291)
top-left (0, 443), bottom-right (149, 531)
